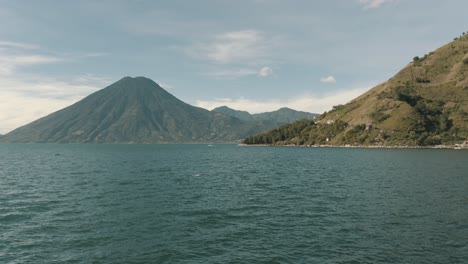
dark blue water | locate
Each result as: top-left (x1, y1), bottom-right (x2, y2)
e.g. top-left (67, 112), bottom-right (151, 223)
top-left (0, 144), bottom-right (467, 263)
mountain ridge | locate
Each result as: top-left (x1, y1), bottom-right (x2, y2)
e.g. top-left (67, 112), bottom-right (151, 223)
top-left (212, 106), bottom-right (254, 121)
top-left (211, 106), bottom-right (318, 123)
top-left (1, 77), bottom-right (244, 143)
top-left (243, 34), bottom-right (468, 146)
top-left (0, 77), bottom-right (315, 143)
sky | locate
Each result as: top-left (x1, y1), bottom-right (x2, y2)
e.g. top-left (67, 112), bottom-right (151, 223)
top-left (0, 0), bottom-right (467, 134)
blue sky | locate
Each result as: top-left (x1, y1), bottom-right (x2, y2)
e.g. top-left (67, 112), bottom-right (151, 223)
top-left (0, 0), bottom-right (467, 133)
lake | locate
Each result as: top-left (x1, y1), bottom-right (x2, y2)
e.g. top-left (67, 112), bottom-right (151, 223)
top-left (1, 144), bottom-right (467, 263)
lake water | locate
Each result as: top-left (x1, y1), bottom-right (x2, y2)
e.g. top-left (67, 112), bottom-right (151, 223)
top-left (1, 144), bottom-right (467, 263)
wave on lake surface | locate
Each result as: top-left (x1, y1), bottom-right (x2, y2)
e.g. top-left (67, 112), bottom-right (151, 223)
top-left (1, 144), bottom-right (467, 263)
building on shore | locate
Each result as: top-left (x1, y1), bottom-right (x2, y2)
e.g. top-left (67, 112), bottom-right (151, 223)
top-left (454, 140), bottom-right (468, 149)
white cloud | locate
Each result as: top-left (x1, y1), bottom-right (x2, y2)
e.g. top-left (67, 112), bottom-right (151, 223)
top-left (0, 40), bottom-right (108, 77)
top-left (258, 66), bottom-right (273, 77)
top-left (0, 78), bottom-right (101, 134)
top-left (78, 52), bottom-right (110, 58)
top-left (207, 66), bottom-right (273, 79)
top-left (320, 76), bottom-right (336, 83)
top-left (70, 74), bottom-right (112, 87)
top-left (190, 30), bottom-right (273, 64)
top-left (156, 80), bottom-right (173, 89)
top-left (0, 54), bottom-right (62, 76)
top-left (0, 40), bottom-right (109, 134)
top-left (0, 40), bottom-right (62, 76)
top-left (358, 0), bottom-right (394, 9)
top-left (196, 86), bottom-right (371, 114)
top-left (207, 68), bottom-right (258, 79)
top-left (0, 91), bottom-right (78, 134)
top-left (0, 40), bottom-right (38, 50)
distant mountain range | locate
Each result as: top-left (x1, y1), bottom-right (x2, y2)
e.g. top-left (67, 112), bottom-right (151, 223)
top-left (0, 77), bottom-right (316, 143)
top-left (244, 33), bottom-right (468, 146)
top-left (212, 106), bottom-right (317, 123)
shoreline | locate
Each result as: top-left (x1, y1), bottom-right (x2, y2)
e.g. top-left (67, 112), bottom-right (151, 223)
top-left (238, 143), bottom-right (468, 150)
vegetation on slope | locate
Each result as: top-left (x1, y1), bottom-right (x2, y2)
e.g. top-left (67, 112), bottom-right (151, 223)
top-left (0, 77), bottom-right (281, 143)
top-left (243, 33), bottom-right (468, 146)
top-left (251, 107), bottom-right (318, 123)
top-left (212, 106), bottom-right (317, 124)
top-left (212, 106), bottom-right (254, 121)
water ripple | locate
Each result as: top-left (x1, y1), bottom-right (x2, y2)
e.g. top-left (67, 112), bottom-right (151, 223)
top-left (0, 144), bottom-right (467, 263)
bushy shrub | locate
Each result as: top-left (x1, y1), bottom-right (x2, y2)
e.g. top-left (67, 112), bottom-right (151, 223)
top-left (416, 77), bottom-right (431, 83)
top-left (370, 111), bottom-right (390, 122)
top-left (332, 104), bottom-right (344, 110)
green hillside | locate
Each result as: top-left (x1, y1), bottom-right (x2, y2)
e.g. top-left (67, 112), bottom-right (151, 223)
top-left (212, 106), bottom-right (317, 124)
top-left (212, 106), bottom-right (254, 121)
top-left (252, 107), bottom-right (318, 123)
top-left (0, 77), bottom-right (278, 143)
top-left (243, 33), bottom-right (468, 147)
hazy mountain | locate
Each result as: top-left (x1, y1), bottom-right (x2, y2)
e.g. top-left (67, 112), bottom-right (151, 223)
top-left (243, 34), bottom-right (468, 146)
top-left (252, 107), bottom-right (318, 123)
top-left (212, 106), bottom-right (254, 121)
top-left (1, 77), bottom-right (272, 143)
top-left (212, 106), bottom-right (317, 123)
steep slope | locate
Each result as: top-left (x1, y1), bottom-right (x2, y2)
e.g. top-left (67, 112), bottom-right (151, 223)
top-left (244, 34), bottom-right (468, 146)
top-left (1, 77), bottom-right (248, 143)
